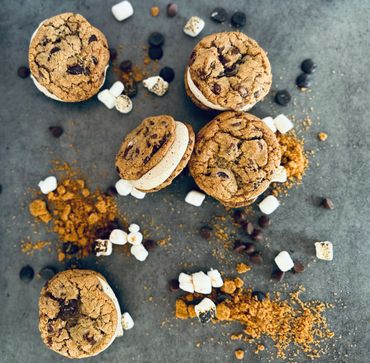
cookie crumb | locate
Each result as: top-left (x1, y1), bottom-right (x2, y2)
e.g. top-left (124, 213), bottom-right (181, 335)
top-left (150, 6), bottom-right (160, 17)
top-left (236, 262), bottom-right (251, 274)
top-left (318, 132), bottom-right (328, 141)
top-left (235, 349), bottom-right (245, 360)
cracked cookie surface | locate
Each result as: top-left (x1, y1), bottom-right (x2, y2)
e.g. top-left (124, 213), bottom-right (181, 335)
top-left (29, 13), bottom-right (109, 102)
top-left (115, 115), bottom-right (177, 180)
top-left (186, 32), bottom-right (272, 111)
top-left (189, 112), bottom-right (281, 207)
top-left (39, 269), bottom-right (118, 358)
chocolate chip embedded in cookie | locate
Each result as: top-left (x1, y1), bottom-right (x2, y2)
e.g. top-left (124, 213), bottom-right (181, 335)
top-left (39, 269), bottom-right (122, 358)
top-left (29, 13), bottom-right (109, 102)
top-left (115, 115), bottom-right (195, 192)
top-left (185, 32), bottom-right (272, 111)
top-left (189, 112), bottom-right (281, 207)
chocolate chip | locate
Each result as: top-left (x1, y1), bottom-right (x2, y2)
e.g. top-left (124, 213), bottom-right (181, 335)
top-left (169, 279), bottom-right (180, 292)
top-left (210, 7), bottom-right (227, 23)
top-left (217, 171), bottom-right (229, 178)
top-left (293, 260), bottom-right (305, 273)
top-left (216, 293), bottom-right (232, 303)
top-left (251, 291), bottom-right (266, 301)
top-left (88, 34), bottom-right (97, 43)
top-left (66, 257), bottom-right (81, 269)
top-left (58, 299), bottom-right (79, 321)
top-left (296, 73), bottom-right (311, 88)
top-left (83, 333), bottom-right (96, 345)
top-left (243, 222), bottom-right (254, 235)
top-left (274, 90), bottom-right (291, 106)
top-left (212, 83), bottom-right (221, 95)
top-left (92, 56), bottom-right (98, 65)
top-left (231, 11), bottom-right (246, 28)
top-left (225, 64), bottom-right (238, 77)
top-left (159, 66), bottom-right (175, 82)
top-left (200, 226), bottom-right (212, 240)
top-left (321, 197), bottom-right (334, 210)
top-left (62, 242), bottom-right (79, 255)
top-left (251, 229), bottom-right (263, 242)
top-left (271, 270), bottom-right (285, 282)
top-left (148, 32), bottom-right (165, 47)
top-left (105, 186), bottom-right (117, 196)
top-left (143, 239), bottom-right (157, 251)
top-left (39, 266), bottom-right (57, 281)
top-left (258, 215), bottom-right (271, 228)
top-left (238, 86), bottom-right (248, 98)
top-left (233, 240), bottom-right (246, 253)
top-left (49, 126), bottom-right (64, 138)
top-left (119, 59), bottom-right (132, 72)
top-left (233, 209), bottom-right (248, 224)
top-left (50, 47), bottom-right (60, 54)
top-left (167, 3), bottom-right (178, 17)
top-left (249, 252), bottom-right (263, 264)
top-left (301, 59), bottom-right (317, 74)
top-left (17, 66), bottom-right (30, 79)
top-left (244, 242), bottom-right (256, 255)
top-left (123, 80), bottom-right (138, 98)
top-left (19, 265), bottom-right (34, 283)
top-left (148, 46), bottom-right (163, 60)
top-left (109, 47), bottom-right (118, 61)
top-left (67, 65), bottom-right (84, 75)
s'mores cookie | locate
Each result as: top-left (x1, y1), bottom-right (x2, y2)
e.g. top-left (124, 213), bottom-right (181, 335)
top-left (115, 115), bottom-right (195, 192)
top-left (184, 32), bottom-right (272, 111)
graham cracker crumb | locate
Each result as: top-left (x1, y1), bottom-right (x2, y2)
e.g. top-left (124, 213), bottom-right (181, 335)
top-left (236, 263), bottom-right (251, 274)
top-left (235, 349), bottom-right (245, 360)
top-left (150, 6), bottom-right (160, 17)
top-left (318, 132), bottom-right (328, 141)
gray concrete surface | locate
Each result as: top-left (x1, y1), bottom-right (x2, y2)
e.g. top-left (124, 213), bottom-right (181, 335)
top-left (1, 0), bottom-right (369, 362)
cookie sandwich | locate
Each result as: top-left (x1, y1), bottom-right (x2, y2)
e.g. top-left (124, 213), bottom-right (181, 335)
top-left (189, 112), bottom-right (281, 208)
top-left (184, 32), bottom-right (272, 111)
top-left (116, 115), bottom-right (195, 192)
top-left (39, 269), bottom-right (123, 358)
top-left (29, 13), bottom-right (109, 102)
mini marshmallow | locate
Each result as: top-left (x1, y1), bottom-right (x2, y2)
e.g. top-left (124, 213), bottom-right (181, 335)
top-left (185, 190), bottom-right (206, 207)
top-left (207, 269), bottom-right (224, 288)
top-left (128, 223), bottom-right (140, 233)
top-left (109, 81), bottom-right (125, 97)
top-left (112, 1), bottom-right (134, 21)
top-left (115, 95), bottom-right (133, 114)
top-left (130, 243), bottom-right (148, 261)
top-left (262, 116), bottom-right (277, 133)
top-left (109, 229), bottom-right (128, 245)
top-left (315, 241), bottom-right (333, 261)
top-left (127, 231), bottom-right (143, 245)
top-left (178, 272), bottom-right (194, 293)
top-left (115, 179), bottom-right (133, 196)
top-left (183, 16), bottom-right (205, 37)
top-left (121, 312), bottom-right (134, 330)
top-left (274, 251), bottom-right (294, 272)
top-left (192, 271), bottom-right (212, 294)
top-left (273, 114), bottom-right (294, 134)
top-left (98, 89), bottom-right (116, 109)
top-left (93, 239), bottom-right (113, 257)
top-left (130, 187), bottom-right (146, 199)
top-left (38, 176), bottom-right (57, 194)
top-left (271, 166), bottom-right (287, 183)
top-left (143, 76), bottom-right (169, 96)
top-left (259, 195), bottom-right (280, 215)
top-left (194, 298), bottom-right (216, 324)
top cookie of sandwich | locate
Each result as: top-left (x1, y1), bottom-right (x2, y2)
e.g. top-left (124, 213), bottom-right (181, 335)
top-left (189, 112), bottom-right (281, 207)
top-left (187, 32), bottom-right (272, 111)
top-left (29, 13), bottom-right (109, 102)
top-left (116, 115), bottom-right (177, 180)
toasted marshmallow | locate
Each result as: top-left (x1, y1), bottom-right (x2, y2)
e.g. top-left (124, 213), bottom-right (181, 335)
top-left (115, 95), bottom-right (133, 114)
top-left (93, 239), bottom-right (113, 257)
top-left (127, 231), bottom-right (143, 245)
top-left (194, 298), bottom-right (216, 323)
top-left (183, 16), bottom-right (205, 37)
top-left (315, 241), bottom-right (333, 261)
top-left (143, 76), bottom-right (168, 96)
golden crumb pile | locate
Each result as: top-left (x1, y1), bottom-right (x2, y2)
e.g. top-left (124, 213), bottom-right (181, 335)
top-left (28, 177), bottom-right (122, 260)
top-left (175, 276), bottom-right (334, 360)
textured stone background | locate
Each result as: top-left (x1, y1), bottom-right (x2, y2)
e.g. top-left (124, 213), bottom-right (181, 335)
top-left (0, 0), bottom-right (369, 362)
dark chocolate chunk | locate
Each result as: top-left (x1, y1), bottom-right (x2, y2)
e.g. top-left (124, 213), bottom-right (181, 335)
top-left (251, 291), bottom-right (266, 301)
top-left (58, 299), bottom-right (79, 321)
top-left (296, 73), bottom-right (311, 88)
top-left (50, 47), bottom-right (60, 54)
top-left (148, 46), bottom-right (163, 60)
top-left (233, 209), bottom-right (248, 224)
top-left (210, 7), bottom-right (227, 23)
top-left (217, 171), bottom-right (229, 178)
top-left (301, 59), bottom-right (317, 74)
top-left (238, 86), bottom-right (248, 98)
top-left (67, 65), bottom-right (84, 75)
top-left (251, 229), bottom-right (263, 242)
top-left (249, 252), bottom-right (263, 264)
top-left (293, 260), bottom-right (305, 273)
top-left (49, 126), bottom-right (64, 138)
top-left (62, 242), bottom-right (80, 255)
top-left (274, 90), bottom-right (291, 106)
top-left (92, 56), bottom-right (98, 65)
top-left (148, 32), bottom-right (165, 47)
top-left (123, 80), bottom-right (138, 98)
top-left (233, 240), bottom-right (246, 253)
top-left (244, 242), bottom-right (256, 255)
top-left (199, 226), bottom-right (212, 240)
top-left (216, 293), bottom-right (232, 303)
top-left (39, 266), bottom-right (57, 281)
top-left (119, 60), bottom-right (132, 72)
top-left (231, 11), bottom-right (246, 28)
top-left (321, 197), bottom-right (334, 210)
top-left (258, 215), bottom-right (271, 228)
top-left (159, 67), bottom-right (175, 82)
top-left (88, 34), bottom-right (97, 43)
top-left (271, 270), bottom-right (285, 282)
top-left (143, 239), bottom-right (157, 251)
top-left (19, 265), bottom-right (34, 283)
top-left (17, 66), bottom-right (30, 79)
top-left (212, 83), bottom-right (221, 94)
top-left (167, 3), bottom-right (178, 17)
top-left (105, 186), bottom-right (117, 196)
top-left (169, 279), bottom-right (180, 292)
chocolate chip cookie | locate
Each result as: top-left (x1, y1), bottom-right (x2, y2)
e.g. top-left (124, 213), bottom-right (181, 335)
top-left (39, 269), bottom-right (121, 358)
top-left (185, 32), bottom-right (272, 111)
top-left (29, 13), bottom-right (109, 102)
top-left (115, 115), bottom-right (195, 192)
top-left (189, 112), bottom-right (281, 207)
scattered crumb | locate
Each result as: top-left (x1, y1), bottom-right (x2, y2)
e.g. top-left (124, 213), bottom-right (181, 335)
top-left (318, 132), bottom-right (328, 141)
top-left (236, 262), bottom-right (251, 274)
top-left (235, 349), bottom-right (245, 360)
top-left (150, 6), bottom-right (160, 17)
